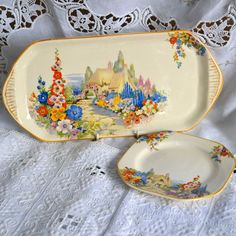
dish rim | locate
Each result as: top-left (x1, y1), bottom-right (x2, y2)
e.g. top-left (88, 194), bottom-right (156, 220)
top-left (2, 30), bottom-right (224, 142)
top-left (117, 131), bottom-right (236, 201)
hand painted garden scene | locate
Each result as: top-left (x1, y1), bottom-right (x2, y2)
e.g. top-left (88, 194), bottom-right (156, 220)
top-left (29, 49), bottom-right (168, 139)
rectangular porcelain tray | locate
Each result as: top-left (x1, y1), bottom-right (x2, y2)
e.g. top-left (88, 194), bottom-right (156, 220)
top-left (3, 31), bottom-right (223, 141)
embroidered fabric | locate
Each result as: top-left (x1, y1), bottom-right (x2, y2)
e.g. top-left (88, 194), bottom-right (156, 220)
top-left (0, 129), bottom-right (235, 236)
top-left (1, 1), bottom-right (236, 235)
top-left (1, 0), bottom-right (236, 84)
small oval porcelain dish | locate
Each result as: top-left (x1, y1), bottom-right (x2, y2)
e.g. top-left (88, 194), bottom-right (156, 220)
top-left (117, 132), bottom-right (235, 200)
top-left (3, 30), bottom-right (222, 141)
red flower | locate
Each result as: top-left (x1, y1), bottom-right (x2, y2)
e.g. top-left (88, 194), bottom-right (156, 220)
top-left (53, 71), bottom-right (62, 80)
top-left (221, 151), bottom-right (228, 156)
top-left (51, 66), bottom-right (57, 71)
top-left (134, 116), bottom-right (141, 124)
top-left (169, 37), bottom-right (177, 45)
top-left (37, 106), bottom-right (48, 117)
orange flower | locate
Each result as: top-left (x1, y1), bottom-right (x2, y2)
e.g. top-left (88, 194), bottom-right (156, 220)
top-left (133, 178), bottom-right (141, 183)
top-left (153, 104), bottom-right (158, 109)
top-left (147, 134), bottom-right (157, 139)
top-left (53, 71), bottom-right (62, 80)
top-left (143, 100), bottom-right (147, 105)
top-left (124, 117), bottom-right (132, 126)
top-left (128, 111), bottom-right (136, 120)
top-left (37, 106), bottom-right (48, 117)
top-left (123, 174), bottom-right (131, 181)
top-left (123, 168), bottom-right (135, 175)
top-left (50, 107), bottom-right (66, 121)
top-left (134, 116), bottom-right (141, 124)
top-left (31, 92), bottom-right (36, 98)
top-left (169, 37), bottom-right (177, 44)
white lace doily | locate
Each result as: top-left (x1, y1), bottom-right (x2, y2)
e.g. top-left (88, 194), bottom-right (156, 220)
top-left (1, 1), bottom-right (236, 235)
top-left (0, 129), bottom-right (235, 236)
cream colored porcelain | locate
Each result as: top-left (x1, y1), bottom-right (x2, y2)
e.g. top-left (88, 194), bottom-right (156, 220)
top-left (3, 31), bottom-right (222, 141)
top-left (117, 132), bottom-right (235, 200)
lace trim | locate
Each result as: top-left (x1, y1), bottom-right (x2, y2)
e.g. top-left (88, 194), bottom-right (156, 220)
top-left (1, 1), bottom-right (236, 76)
top-left (192, 5), bottom-right (236, 47)
top-left (53, 0), bottom-right (139, 34)
top-left (0, 0), bottom-right (49, 75)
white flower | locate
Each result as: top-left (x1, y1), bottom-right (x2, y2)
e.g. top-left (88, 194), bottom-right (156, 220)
top-left (56, 119), bottom-right (72, 134)
top-left (135, 110), bottom-right (143, 116)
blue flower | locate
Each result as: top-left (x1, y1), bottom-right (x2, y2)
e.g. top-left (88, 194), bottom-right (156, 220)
top-left (161, 96), bottom-right (167, 102)
top-left (186, 43), bottom-right (192, 48)
top-left (41, 81), bottom-right (45, 85)
top-left (106, 91), bottom-right (116, 101)
top-left (152, 92), bottom-right (161, 102)
top-left (73, 88), bottom-right (81, 96)
top-left (134, 172), bottom-right (148, 185)
top-left (176, 39), bottom-right (182, 45)
top-left (197, 47), bottom-right (206, 56)
top-left (67, 105), bottom-right (83, 120)
top-left (37, 86), bottom-right (41, 90)
top-left (137, 136), bottom-right (148, 142)
top-left (38, 92), bottom-right (48, 104)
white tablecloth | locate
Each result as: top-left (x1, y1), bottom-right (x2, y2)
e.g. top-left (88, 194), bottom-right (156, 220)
top-left (0, 0), bottom-right (236, 235)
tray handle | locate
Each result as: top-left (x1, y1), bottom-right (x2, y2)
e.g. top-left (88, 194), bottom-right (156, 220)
top-left (3, 70), bottom-right (18, 121)
top-left (207, 57), bottom-right (223, 108)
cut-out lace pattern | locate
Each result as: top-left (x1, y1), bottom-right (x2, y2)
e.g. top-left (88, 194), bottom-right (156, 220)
top-left (0, 129), bottom-right (235, 235)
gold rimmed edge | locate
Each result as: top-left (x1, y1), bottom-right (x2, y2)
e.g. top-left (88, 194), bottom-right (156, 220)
top-left (3, 30), bottom-right (223, 142)
top-left (117, 131), bottom-right (235, 201)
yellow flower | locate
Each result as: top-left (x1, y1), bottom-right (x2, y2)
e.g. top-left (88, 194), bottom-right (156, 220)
top-left (113, 96), bottom-right (122, 106)
top-left (97, 99), bottom-right (106, 107)
top-left (50, 107), bottom-right (66, 121)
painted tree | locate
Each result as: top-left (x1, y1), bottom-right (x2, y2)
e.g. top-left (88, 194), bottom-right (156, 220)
top-left (85, 66), bottom-right (93, 83)
top-left (144, 78), bottom-right (152, 97)
top-left (128, 64), bottom-right (138, 86)
top-left (137, 75), bottom-right (144, 88)
top-left (113, 51), bottom-right (124, 73)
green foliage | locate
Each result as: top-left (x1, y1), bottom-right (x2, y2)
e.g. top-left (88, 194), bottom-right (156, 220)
top-left (129, 64), bottom-right (135, 78)
top-left (113, 51), bottom-right (125, 73)
top-left (128, 64), bottom-right (137, 86)
top-left (64, 86), bottom-right (76, 103)
top-left (87, 91), bottom-right (95, 96)
top-left (35, 116), bottom-right (51, 128)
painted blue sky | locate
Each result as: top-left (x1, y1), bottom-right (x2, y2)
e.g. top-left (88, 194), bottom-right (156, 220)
top-left (65, 73), bottom-right (84, 88)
